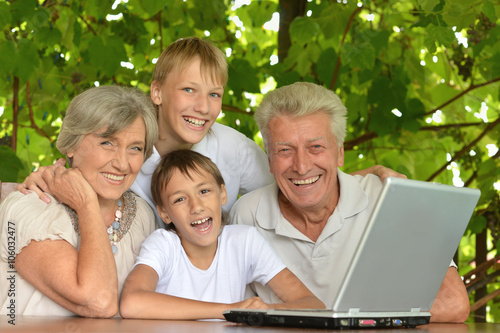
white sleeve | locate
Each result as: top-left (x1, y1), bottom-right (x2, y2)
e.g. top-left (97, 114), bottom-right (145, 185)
top-left (245, 227), bottom-right (286, 286)
top-left (133, 229), bottom-right (172, 280)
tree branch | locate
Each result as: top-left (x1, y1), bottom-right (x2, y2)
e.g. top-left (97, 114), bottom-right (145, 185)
top-left (424, 77), bottom-right (500, 116)
top-left (221, 103), bottom-right (252, 116)
top-left (344, 131), bottom-right (377, 150)
top-left (426, 117), bottom-right (500, 182)
top-left (330, 6), bottom-right (362, 91)
top-left (420, 122), bottom-right (487, 130)
top-left (470, 288), bottom-right (500, 312)
top-left (464, 149), bottom-right (500, 187)
top-left (78, 15), bottom-right (97, 36)
top-left (26, 81), bottom-right (55, 143)
top-left (11, 77), bottom-right (19, 152)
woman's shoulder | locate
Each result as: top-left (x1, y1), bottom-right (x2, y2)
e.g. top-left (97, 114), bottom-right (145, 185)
top-left (0, 191), bottom-right (76, 258)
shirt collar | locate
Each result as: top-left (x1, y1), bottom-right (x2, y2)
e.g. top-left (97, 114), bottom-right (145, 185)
top-left (255, 169), bottom-right (369, 231)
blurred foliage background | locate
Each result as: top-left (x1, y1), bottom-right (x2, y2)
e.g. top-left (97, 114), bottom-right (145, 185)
top-left (0, 0), bottom-right (499, 322)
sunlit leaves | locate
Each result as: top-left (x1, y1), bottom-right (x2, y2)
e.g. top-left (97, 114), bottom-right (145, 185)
top-left (289, 17), bottom-right (320, 45)
top-left (87, 36), bottom-right (127, 77)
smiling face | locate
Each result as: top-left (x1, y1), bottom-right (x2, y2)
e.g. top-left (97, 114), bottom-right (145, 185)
top-left (267, 112), bottom-right (345, 213)
top-left (157, 167), bottom-right (228, 256)
top-left (151, 57), bottom-right (224, 151)
top-left (68, 117), bottom-right (146, 202)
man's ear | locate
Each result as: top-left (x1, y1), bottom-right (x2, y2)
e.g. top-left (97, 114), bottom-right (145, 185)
top-left (338, 145), bottom-right (345, 168)
top-left (150, 81), bottom-right (162, 105)
top-left (156, 205), bottom-right (170, 223)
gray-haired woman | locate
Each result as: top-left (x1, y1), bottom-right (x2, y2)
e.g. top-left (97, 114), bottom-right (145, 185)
top-left (0, 85), bottom-right (158, 318)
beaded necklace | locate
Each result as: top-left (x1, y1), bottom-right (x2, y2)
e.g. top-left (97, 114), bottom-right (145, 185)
top-left (64, 191), bottom-right (136, 256)
top-left (107, 198), bottom-right (123, 254)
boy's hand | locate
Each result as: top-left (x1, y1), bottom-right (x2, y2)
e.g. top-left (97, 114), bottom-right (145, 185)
top-left (17, 157), bottom-right (67, 203)
top-left (231, 297), bottom-right (271, 310)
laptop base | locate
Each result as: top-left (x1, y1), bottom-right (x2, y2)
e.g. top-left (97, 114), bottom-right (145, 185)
top-left (223, 309), bottom-right (431, 329)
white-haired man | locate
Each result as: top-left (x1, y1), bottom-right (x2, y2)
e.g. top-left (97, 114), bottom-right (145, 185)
top-left (230, 82), bottom-right (470, 323)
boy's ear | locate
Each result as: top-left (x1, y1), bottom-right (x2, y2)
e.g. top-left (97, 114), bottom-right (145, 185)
top-left (220, 184), bottom-right (228, 206)
top-left (150, 81), bottom-right (162, 105)
top-left (156, 205), bottom-right (170, 223)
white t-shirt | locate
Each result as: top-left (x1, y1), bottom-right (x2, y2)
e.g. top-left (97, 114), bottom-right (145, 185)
top-left (134, 225), bottom-right (286, 303)
top-left (131, 122), bottom-right (273, 226)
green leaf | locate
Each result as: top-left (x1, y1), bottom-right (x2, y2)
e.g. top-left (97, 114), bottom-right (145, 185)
top-left (0, 1), bottom-right (12, 30)
top-left (15, 39), bottom-right (40, 82)
top-left (341, 42), bottom-right (376, 70)
top-left (289, 17), bottom-right (320, 45)
top-left (482, 1), bottom-right (496, 21)
top-left (425, 24), bottom-right (455, 52)
top-left (35, 26), bottom-right (63, 47)
top-left (244, 1), bottom-right (276, 28)
top-left (228, 58), bottom-right (260, 95)
top-left (316, 48), bottom-right (337, 86)
top-left (88, 36), bottom-right (127, 77)
top-left (0, 41), bottom-right (16, 76)
top-left (10, 0), bottom-right (37, 24)
top-left (467, 215), bottom-right (487, 234)
top-left (139, 0), bottom-right (166, 16)
top-left (0, 146), bottom-right (24, 182)
top-left (420, 0), bottom-right (440, 12)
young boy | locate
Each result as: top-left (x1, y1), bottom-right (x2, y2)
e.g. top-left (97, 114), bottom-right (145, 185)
top-left (119, 150), bottom-right (325, 320)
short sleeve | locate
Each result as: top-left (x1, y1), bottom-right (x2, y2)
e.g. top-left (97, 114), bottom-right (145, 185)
top-left (0, 191), bottom-right (77, 261)
top-left (134, 229), bottom-right (175, 280)
top-left (244, 226), bottom-right (286, 286)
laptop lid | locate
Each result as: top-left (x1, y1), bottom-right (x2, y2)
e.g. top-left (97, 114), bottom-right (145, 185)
top-left (332, 177), bottom-right (480, 313)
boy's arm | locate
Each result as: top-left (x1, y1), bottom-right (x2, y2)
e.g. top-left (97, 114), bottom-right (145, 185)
top-left (120, 264), bottom-right (255, 320)
top-left (266, 268), bottom-right (325, 310)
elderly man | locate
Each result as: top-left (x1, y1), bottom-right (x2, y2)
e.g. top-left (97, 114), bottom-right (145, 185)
top-left (230, 82), bottom-right (470, 323)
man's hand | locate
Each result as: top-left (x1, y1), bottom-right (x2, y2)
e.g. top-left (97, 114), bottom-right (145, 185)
top-left (350, 165), bottom-right (407, 182)
top-left (17, 157), bottom-right (67, 203)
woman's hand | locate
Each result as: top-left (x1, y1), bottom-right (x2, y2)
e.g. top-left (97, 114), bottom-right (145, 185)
top-left (17, 157), bottom-right (67, 203)
top-left (41, 165), bottom-right (97, 212)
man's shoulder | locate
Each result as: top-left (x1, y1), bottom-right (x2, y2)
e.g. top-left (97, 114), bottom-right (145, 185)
top-left (232, 183), bottom-right (275, 209)
top-left (230, 183), bottom-right (278, 226)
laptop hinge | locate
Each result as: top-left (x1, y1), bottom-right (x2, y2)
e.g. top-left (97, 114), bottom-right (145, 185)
top-left (411, 308), bottom-right (422, 312)
top-left (348, 308), bottom-right (360, 314)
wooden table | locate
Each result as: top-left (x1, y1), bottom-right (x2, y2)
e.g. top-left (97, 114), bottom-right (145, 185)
top-left (1, 316), bottom-right (499, 332)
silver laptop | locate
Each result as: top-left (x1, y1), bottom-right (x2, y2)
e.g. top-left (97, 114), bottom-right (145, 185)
top-left (224, 177), bottom-right (481, 329)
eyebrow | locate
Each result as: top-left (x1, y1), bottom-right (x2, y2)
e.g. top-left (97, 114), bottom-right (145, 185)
top-left (274, 136), bottom-right (325, 146)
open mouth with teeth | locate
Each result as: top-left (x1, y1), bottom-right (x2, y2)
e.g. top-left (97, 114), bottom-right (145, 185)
top-left (191, 217), bottom-right (212, 232)
top-left (102, 172), bottom-right (125, 181)
top-left (183, 116), bottom-right (207, 128)
top-left (291, 176), bottom-right (320, 186)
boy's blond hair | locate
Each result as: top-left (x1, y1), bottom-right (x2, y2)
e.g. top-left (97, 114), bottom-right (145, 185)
top-left (153, 37), bottom-right (228, 87)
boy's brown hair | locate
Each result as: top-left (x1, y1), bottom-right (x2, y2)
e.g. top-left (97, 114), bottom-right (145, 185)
top-left (153, 37), bottom-right (228, 87)
top-left (151, 149), bottom-right (228, 231)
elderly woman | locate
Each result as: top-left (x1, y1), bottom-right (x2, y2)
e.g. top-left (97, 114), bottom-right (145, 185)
top-left (0, 85), bottom-right (158, 318)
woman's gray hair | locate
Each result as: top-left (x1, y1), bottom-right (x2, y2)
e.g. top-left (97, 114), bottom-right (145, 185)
top-left (255, 82), bottom-right (347, 151)
top-left (56, 85), bottom-right (158, 161)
